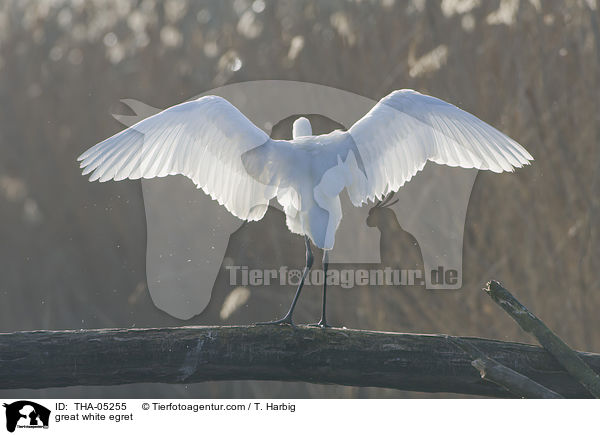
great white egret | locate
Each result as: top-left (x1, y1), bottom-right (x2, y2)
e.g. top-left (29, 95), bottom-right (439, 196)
top-left (77, 89), bottom-right (533, 327)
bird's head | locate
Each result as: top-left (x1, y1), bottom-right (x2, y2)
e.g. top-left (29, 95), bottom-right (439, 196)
top-left (367, 192), bottom-right (399, 228)
top-left (292, 117), bottom-right (312, 139)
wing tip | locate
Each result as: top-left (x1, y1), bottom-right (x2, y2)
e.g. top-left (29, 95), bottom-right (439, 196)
top-left (77, 150), bottom-right (91, 161)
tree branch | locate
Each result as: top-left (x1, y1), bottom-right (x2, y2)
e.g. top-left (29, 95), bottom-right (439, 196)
top-left (1, 325), bottom-right (599, 397)
top-left (448, 336), bottom-right (563, 398)
top-left (484, 280), bottom-right (600, 398)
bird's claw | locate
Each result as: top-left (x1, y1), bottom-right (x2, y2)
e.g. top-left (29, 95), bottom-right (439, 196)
top-left (256, 317), bottom-right (297, 328)
top-left (308, 320), bottom-right (332, 328)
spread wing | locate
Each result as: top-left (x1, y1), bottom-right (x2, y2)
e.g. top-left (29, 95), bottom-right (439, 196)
top-left (77, 96), bottom-right (277, 221)
top-left (343, 89), bottom-right (533, 205)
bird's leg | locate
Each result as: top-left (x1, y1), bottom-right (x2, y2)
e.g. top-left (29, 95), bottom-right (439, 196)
top-left (256, 235), bottom-right (313, 327)
top-left (309, 250), bottom-right (332, 328)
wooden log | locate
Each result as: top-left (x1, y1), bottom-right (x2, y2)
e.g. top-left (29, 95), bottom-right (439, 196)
top-left (448, 336), bottom-right (563, 398)
top-left (484, 280), bottom-right (600, 398)
top-left (470, 358), bottom-right (562, 399)
top-left (1, 325), bottom-right (600, 397)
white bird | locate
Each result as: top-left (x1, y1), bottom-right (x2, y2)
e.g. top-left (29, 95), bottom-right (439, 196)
top-left (78, 89), bottom-right (533, 327)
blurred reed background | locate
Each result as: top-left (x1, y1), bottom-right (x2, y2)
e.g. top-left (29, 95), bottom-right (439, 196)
top-left (0, 0), bottom-right (599, 398)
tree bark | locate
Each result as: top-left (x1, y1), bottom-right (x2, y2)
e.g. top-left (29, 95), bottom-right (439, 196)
top-left (1, 325), bottom-right (600, 397)
top-left (448, 335), bottom-right (563, 398)
top-left (484, 280), bottom-right (600, 398)
top-left (470, 358), bottom-right (563, 399)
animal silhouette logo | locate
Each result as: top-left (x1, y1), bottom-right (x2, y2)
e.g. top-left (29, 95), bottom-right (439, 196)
top-left (3, 401), bottom-right (50, 432)
top-left (109, 81), bottom-right (491, 319)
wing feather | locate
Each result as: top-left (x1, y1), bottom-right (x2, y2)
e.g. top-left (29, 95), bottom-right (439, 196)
top-left (78, 96), bottom-right (277, 221)
top-left (345, 89), bottom-right (533, 204)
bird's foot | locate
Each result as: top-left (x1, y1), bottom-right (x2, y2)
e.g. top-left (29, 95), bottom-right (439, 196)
top-left (256, 316), bottom-right (297, 328)
top-left (307, 319), bottom-right (332, 328)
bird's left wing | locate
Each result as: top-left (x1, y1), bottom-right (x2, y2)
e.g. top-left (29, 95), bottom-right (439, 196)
top-left (78, 96), bottom-right (277, 221)
top-left (341, 89), bottom-right (533, 205)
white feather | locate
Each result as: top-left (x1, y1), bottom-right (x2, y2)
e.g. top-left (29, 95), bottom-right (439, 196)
top-left (78, 90), bottom-right (533, 249)
top-left (78, 96), bottom-right (277, 221)
top-left (345, 89), bottom-right (533, 206)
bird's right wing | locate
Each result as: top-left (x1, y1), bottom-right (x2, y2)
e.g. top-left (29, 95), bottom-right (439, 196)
top-left (344, 89), bottom-right (533, 205)
top-left (78, 96), bottom-right (278, 221)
